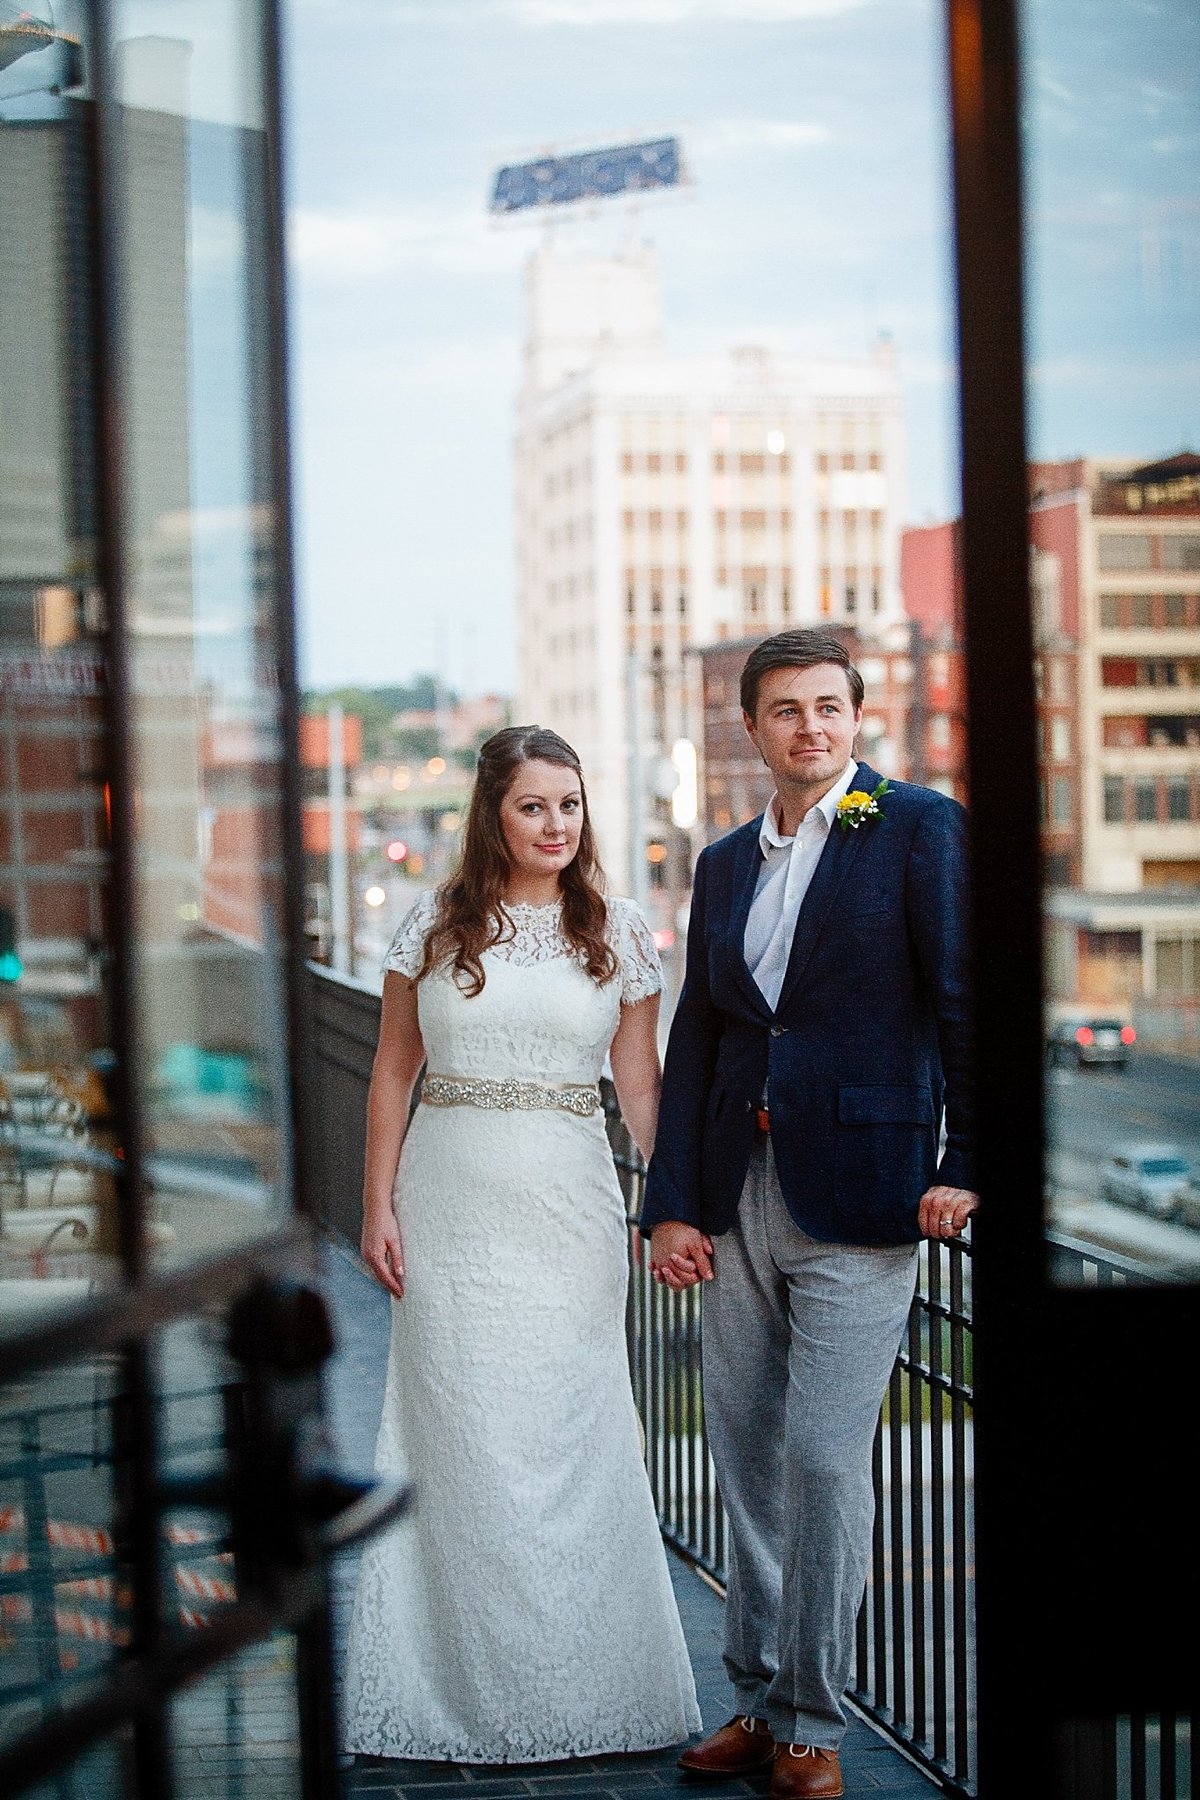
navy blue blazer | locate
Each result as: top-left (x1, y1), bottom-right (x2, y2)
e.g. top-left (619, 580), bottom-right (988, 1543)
top-left (640, 767), bottom-right (975, 1247)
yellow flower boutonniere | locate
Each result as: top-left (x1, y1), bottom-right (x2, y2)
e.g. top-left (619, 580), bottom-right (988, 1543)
top-left (836, 778), bottom-right (891, 832)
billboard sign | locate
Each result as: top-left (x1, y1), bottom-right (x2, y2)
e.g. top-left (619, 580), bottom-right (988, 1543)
top-left (489, 136), bottom-right (682, 215)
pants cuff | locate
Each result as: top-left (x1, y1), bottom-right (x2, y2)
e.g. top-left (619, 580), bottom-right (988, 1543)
top-left (764, 1707), bottom-right (844, 1752)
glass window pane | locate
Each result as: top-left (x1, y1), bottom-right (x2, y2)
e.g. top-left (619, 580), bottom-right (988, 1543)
top-left (1162, 535), bottom-right (1200, 572)
top-left (0, 1355), bottom-right (134, 1756)
top-left (108, 1), bottom-right (295, 1265)
top-left (156, 1315), bottom-right (302, 1796)
top-left (1029, 0), bottom-right (1200, 1283)
top-left (1096, 534), bottom-right (1152, 571)
top-left (1, 10), bottom-right (122, 1329)
top-left (1134, 779), bottom-right (1158, 823)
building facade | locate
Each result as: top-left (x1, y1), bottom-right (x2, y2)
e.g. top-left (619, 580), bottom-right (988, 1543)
top-left (1031, 454), bottom-right (1200, 1039)
top-left (514, 246), bottom-right (906, 892)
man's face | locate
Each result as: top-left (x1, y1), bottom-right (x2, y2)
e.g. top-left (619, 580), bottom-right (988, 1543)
top-left (743, 663), bottom-right (862, 798)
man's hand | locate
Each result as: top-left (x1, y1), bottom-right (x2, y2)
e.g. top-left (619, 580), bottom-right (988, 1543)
top-left (650, 1221), bottom-right (714, 1289)
top-left (918, 1184), bottom-right (978, 1242)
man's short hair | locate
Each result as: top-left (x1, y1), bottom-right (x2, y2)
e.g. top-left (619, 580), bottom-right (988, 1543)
top-left (740, 629), bottom-right (865, 717)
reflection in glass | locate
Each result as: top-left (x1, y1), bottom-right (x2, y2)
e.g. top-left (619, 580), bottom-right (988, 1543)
top-left (0, 1357), bottom-right (132, 1759)
top-left (158, 1314), bottom-right (302, 1796)
top-left (170, 1633), bottom-right (302, 1800)
top-left (109, 3), bottom-right (294, 1265)
top-left (1026, 1), bottom-right (1200, 1282)
top-left (0, 4), bottom-right (122, 1324)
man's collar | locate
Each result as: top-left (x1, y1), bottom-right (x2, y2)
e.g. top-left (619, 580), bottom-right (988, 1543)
top-left (760, 760), bottom-right (859, 851)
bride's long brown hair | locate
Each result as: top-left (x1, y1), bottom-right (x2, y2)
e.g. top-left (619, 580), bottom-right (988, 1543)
top-left (417, 725), bottom-right (618, 997)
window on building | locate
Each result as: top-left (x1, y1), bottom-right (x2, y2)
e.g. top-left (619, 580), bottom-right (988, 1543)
top-left (1166, 779), bottom-right (1191, 822)
top-left (1163, 536), bottom-right (1200, 571)
top-left (1147, 714), bottom-right (1200, 747)
top-left (678, 590), bottom-right (688, 616)
top-left (1131, 593), bottom-right (1154, 628)
top-left (626, 585), bottom-right (636, 616)
top-left (1155, 936), bottom-right (1191, 997)
top-left (1097, 533), bottom-right (1152, 570)
top-left (1051, 716), bottom-right (1072, 760)
top-left (1044, 850), bottom-right (1072, 887)
top-left (845, 583), bottom-right (857, 615)
top-left (1050, 660), bottom-right (1071, 701)
top-left (651, 590), bottom-right (662, 614)
top-left (1100, 593), bottom-right (1121, 628)
top-left (1101, 658), bottom-right (1138, 687)
top-left (929, 714), bottom-right (952, 751)
top-left (1052, 775), bottom-right (1073, 824)
top-left (1134, 778), bottom-right (1158, 822)
top-left (1103, 776), bottom-right (1126, 823)
top-left (1165, 592), bottom-right (1189, 627)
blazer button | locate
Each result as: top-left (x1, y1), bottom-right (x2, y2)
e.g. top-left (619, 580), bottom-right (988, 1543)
top-left (770, 1026), bottom-right (785, 1037)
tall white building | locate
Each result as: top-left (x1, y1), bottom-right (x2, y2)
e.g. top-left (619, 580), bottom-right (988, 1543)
top-left (515, 246), bottom-right (906, 891)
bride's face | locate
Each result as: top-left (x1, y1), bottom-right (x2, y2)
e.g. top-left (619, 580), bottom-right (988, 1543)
top-left (499, 759), bottom-right (585, 883)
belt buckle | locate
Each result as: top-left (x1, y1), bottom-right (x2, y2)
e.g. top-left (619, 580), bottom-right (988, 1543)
top-left (755, 1106), bottom-right (771, 1135)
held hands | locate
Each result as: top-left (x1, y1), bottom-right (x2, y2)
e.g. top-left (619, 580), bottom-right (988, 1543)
top-left (918, 1184), bottom-right (979, 1242)
top-left (650, 1221), bottom-right (715, 1290)
top-left (362, 1206), bottom-right (406, 1299)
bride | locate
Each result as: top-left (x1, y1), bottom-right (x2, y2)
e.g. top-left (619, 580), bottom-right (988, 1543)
top-left (343, 725), bottom-right (701, 1764)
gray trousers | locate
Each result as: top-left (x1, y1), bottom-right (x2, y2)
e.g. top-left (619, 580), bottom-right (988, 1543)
top-left (703, 1137), bottom-right (918, 1749)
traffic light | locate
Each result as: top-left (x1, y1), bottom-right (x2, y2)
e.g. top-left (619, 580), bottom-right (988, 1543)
top-left (0, 906), bottom-right (22, 984)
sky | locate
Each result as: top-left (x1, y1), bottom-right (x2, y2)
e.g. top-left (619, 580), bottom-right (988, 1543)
top-left (281, 0), bottom-right (1199, 693)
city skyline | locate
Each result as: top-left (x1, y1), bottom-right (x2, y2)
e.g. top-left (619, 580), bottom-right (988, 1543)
top-left (278, 0), bottom-right (1198, 693)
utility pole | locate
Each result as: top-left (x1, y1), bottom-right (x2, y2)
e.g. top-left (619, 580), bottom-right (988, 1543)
top-left (626, 650), bottom-right (648, 910)
top-left (328, 703), bottom-right (351, 975)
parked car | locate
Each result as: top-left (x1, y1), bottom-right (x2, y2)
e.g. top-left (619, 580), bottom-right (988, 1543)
top-left (1177, 1181), bottom-right (1200, 1233)
top-left (1046, 1015), bottom-right (1136, 1069)
top-left (1099, 1143), bottom-right (1193, 1219)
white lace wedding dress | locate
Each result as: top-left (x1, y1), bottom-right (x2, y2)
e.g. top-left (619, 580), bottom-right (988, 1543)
top-left (342, 893), bottom-right (701, 1763)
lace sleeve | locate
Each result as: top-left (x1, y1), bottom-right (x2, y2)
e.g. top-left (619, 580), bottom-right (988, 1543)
top-left (382, 890), bottom-right (437, 978)
top-left (610, 898), bottom-right (663, 1005)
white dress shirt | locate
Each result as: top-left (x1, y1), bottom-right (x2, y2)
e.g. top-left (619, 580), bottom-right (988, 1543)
top-left (743, 760), bottom-right (859, 1012)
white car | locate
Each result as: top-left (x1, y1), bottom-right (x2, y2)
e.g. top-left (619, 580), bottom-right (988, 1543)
top-left (1099, 1143), bottom-right (1193, 1220)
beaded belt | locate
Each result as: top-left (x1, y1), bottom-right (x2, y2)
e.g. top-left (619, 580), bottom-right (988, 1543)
top-left (421, 1072), bottom-right (602, 1118)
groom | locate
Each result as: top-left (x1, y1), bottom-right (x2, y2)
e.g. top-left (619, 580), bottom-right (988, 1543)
top-left (641, 629), bottom-right (976, 1799)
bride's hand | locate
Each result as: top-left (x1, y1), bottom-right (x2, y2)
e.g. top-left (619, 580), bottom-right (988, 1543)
top-left (362, 1207), bottom-right (406, 1299)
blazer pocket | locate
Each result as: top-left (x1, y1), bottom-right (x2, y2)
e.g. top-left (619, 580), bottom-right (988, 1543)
top-left (838, 1084), bottom-right (934, 1126)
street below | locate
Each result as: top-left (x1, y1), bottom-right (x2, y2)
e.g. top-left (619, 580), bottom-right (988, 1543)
top-left (1046, 1050), bottom-right (1200, 1273)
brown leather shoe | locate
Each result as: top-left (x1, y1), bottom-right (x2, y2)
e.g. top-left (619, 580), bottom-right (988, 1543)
top-left (769, 1743), bottom-right (843, 1798)
top-left (678, 1715), bottom-right (776, 1775)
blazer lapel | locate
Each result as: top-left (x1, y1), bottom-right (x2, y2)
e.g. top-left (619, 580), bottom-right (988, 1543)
top-left (774, 763), bottom-right (881, 1016)
top-left (725, 819), bottom-right (774, 1021)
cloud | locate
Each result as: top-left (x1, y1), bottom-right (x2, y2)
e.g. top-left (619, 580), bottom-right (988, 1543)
top-left (370, 0), bottom-right (870, 22)
top-left (505, 0), bottom-right (868, 18)
top-left (692, 118), bottom-right (831, 154)
top-left (286, 205), bottom-right (524, 279)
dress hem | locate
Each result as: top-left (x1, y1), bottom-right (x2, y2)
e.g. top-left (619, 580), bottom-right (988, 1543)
top-left (343, 1727), bottom-right (700, 1765)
